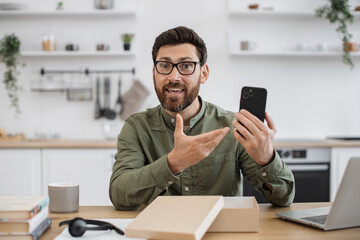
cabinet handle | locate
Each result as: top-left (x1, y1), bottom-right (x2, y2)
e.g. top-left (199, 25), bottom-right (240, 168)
top-left (288, 164), bottom-right (329, 172)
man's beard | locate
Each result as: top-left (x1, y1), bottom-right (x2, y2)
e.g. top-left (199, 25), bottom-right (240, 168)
top-left (154, 76), bottom-right (201, 113)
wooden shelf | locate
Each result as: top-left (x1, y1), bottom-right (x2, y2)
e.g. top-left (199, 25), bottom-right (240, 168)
top-left (229, 50), bottom-right (360, 57)
top-left (20, 51), bottom-right (135, 57)
top-left (0, 10), bottom-right (136, 17)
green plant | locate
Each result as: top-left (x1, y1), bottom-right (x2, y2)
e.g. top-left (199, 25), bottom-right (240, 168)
top-left (0, 33), bottom-right (23, 117)
top-left (316, 0), bottom-right (354, 69)
top-left (121, 33), bottom-right (135, 44)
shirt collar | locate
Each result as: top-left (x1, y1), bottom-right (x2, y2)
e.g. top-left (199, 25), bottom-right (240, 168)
top-left (160, 96), bottom-right (206, 131)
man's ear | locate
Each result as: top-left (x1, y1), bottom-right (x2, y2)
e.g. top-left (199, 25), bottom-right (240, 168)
top-left (200, 63), bottom-right (209, 84)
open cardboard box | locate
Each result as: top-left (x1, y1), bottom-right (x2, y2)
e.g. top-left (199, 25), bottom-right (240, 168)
top-left (125, 196), bottom-right (259, 240)
top-left (208, 196), bottom-right (259, 232)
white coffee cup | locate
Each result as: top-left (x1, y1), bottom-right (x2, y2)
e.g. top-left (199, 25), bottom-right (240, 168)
top-left (296, 43), bottom-right (309, 51)
top-left (48, 183), bottom-right (79, 213)
top-left (240, 41), bottom-right (257, 51)
top-left (316, 43), bottom-right (328, 51)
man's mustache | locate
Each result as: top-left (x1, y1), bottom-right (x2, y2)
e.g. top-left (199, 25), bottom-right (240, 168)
top-left (162, 82), bottom-right (186, 91)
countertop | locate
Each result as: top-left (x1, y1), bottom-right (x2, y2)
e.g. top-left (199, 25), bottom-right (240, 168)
top-left (42, 202), bottom-right (360, 240)
top-left (0, 139), bottom-right (117, 149)
top-left (1, 139), bottom-right (360, 149)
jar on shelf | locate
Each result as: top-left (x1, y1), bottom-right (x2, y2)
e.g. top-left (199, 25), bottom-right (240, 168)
top-left (42, 32), bottom-right (56, 51)
top-left (94, 0), bottom-right (114, 9)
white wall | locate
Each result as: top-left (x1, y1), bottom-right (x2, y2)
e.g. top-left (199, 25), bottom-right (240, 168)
top-left (1, 0), bottom-right (360, 140)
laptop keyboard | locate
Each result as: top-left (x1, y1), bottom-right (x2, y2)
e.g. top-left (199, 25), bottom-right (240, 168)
top-left (301, 214), bottom-right (328, 225)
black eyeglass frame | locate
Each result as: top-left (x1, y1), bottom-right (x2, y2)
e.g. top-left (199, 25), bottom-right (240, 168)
top-left (154, 61), bottom-right (200, 75)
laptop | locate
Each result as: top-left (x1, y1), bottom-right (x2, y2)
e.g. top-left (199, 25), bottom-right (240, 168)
top-left (276, 158), bottom-right (360, 230)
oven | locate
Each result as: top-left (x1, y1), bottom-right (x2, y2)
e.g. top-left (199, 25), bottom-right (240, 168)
top-left (243, 147), bottom-right (331, 203)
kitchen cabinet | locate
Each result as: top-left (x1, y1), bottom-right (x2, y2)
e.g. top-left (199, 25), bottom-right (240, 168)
top-left (0, 146), bottom-right (117, 206)
top-left (42, 149), bottom-right (116, 206)
top-left (330, 147), bottom-right (360, 201)
top-left (0, 149), bottom-right (42, 196)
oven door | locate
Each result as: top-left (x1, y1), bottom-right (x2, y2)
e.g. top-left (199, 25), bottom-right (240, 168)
top-left (242, 163), bottom-right (330, 203)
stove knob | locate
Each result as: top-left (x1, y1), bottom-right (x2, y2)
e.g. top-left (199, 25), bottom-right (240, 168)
top-left (283, 150), bottom-right (291, 158)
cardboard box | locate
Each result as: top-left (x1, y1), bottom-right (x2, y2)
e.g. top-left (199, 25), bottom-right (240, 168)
top-left (125, 196), bottom-right (224, 240)
top-left (207, 197), bottom-right (259, 232)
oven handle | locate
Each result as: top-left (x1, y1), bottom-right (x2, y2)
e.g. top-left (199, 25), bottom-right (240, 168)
top-left (287, 164), bottom-right (329, 172)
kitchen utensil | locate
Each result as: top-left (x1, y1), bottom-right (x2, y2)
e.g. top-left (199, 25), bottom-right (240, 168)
top-left (103, 76), bottom-right (116, 120)
top-left (115, 76), bottom-right (124, 115)
top-left (94, 77), bottom-right (102, 119)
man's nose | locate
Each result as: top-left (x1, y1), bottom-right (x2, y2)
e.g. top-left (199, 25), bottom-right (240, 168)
top-left (168, 66), bottom-right (182, 81)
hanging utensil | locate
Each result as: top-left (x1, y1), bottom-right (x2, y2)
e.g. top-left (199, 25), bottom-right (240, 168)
top-left (94, 76), bottom-right (102, 119)
top-left (115, 76), bottom-right (124, 115)
top-left (103, 76), bottom-right (116, 120)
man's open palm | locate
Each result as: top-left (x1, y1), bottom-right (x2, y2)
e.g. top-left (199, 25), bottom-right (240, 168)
top-left (167, 114), bottom-right (230, 174)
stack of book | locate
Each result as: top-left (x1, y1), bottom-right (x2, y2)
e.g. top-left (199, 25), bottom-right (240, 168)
top-left (0, 196), bottom-right (51, 240)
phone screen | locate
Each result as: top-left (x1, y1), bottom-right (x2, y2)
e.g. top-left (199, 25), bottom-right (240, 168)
top-left (239, 86), bottom-right (267, 122)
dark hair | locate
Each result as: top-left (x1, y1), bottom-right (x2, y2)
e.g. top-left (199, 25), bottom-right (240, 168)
top-left (152, 26), bottom-right (207, 66)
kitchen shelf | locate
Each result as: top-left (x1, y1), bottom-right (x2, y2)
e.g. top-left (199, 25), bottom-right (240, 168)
top-left (228, 10), bottom-right (360, 18)
top-left (20, 51), bottom-right (135, 57)
top-left (229, 50), bottom-right (360, 57)
top-left (0, 10), bottom-right (136, 17)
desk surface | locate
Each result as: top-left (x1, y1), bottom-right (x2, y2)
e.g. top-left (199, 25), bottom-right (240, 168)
top-left (43, 202), bottom-right (359, 240)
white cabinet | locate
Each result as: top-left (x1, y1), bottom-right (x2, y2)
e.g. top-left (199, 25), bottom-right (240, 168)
top-left (0, 149), bottom-right (42, 196)
top-left (42, 149), bottom-right (116, 206)
top-left (330, 147), bottom-right (360, 201)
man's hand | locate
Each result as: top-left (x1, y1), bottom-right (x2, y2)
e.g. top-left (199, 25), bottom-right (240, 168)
top-left (167, 114), bottom-right (230, 174)
top-left (232, 109), bottom-right (277, 166)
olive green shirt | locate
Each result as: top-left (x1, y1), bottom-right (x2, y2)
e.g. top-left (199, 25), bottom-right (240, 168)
top-left (110, 98), bottom-right (295, 210)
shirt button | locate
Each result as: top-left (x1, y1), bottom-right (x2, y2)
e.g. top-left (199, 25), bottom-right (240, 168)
top-left (168, 181), bottom-right (173, 185)
top-left (184, 187), bottom-right (189, 191)
top-left (171, 119), bottom-right (175, 123)
top-left (262, 172), bottom-right (267, 177)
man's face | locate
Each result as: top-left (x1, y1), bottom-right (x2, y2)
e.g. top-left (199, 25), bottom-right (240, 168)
top-left (153, 43), bottom-right (208, 113)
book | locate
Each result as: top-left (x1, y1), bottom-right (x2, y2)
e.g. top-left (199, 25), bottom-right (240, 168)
top-left (125, 196), bottom-right (224, 240)
top-left (0, 217), bottom-right (51, 240)
top-left (0, 207), bottom-right (48, 234)
top-left (0, 196), bottom-right (49, 220)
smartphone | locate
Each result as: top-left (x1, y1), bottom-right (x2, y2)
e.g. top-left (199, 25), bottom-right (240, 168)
top-left (239, 86), bottom-right (267, 122)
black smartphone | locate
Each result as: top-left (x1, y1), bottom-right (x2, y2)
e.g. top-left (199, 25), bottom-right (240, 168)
top-left (239, 86), bottom-right (267, 122)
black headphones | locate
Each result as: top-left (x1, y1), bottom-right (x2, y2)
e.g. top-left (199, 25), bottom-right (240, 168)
top-left (59, 217), bottom-right (124, 237)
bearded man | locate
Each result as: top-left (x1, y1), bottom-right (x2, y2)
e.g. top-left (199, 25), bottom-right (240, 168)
top-left (109, 26), bottom-right (295, 210)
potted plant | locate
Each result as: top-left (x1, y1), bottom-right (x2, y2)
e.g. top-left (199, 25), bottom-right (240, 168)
top-left (121, 33), bottom-right (134, 51)
top-left (0, 33), bottom-right (23, 117)
top-left (316, 0), bottom-right (355, 69)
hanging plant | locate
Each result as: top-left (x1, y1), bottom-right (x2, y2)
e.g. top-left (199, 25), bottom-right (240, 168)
top-left (316, 0), bottom-right (355, 69)
top-left (0, 33), bottom-right (23, 117)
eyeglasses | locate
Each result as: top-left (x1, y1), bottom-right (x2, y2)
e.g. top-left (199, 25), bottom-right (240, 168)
top-left (155, 61), bottom-right (200, 75)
